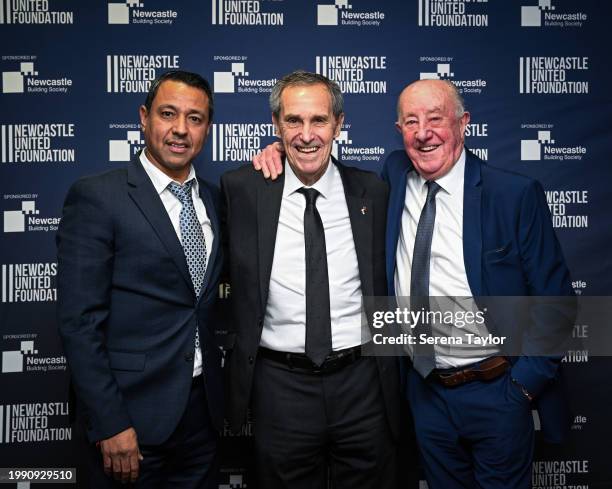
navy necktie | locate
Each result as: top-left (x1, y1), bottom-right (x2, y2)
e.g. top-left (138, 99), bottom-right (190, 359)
top-left (168, 179), bottom-right (208, 350)
top-left (411, 180), bottom-right (441, 377)
top-left (297, 187), bottom-right (332, 367)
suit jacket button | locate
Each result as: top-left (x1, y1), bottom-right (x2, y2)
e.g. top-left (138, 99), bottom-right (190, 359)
top-left (248, 356), bottom-right (254, 364)
top-left (185, 352), bottom-right (194, 362)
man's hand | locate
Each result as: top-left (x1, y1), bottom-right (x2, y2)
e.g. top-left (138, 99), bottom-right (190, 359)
top-left (99, 427), bottom-right (143, 483)
top-left (253, 141), bottom-right (284, 180)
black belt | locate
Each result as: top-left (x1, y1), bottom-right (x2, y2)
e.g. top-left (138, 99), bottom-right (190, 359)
top-left (258, 344), bottom-right (364, 374)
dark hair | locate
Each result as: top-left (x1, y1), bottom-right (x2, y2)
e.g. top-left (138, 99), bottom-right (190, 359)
top-left (144, 70), bottom-right (214, 121)
top-left (270, 70), bottom-right (344, 119)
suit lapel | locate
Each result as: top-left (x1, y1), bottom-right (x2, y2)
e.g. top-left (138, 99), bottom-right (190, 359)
top-left (197, 179), bottom-right (220, 300)
top-left (336, 160), bottom-right (375, 297)
top-left (386, 161), bottom-right (411, 294)
top-left (127, 158), bottom-right (194, 296)
top-left (463, 151), bottom-right (483, 296)
top-left (257, 173), bottom-right (285, 311)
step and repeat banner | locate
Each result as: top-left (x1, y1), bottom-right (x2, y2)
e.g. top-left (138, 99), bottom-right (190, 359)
top-left (1, 1), bottom-right (611, 488)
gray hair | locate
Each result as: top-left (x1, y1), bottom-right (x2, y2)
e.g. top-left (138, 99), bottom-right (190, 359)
top-left (270, 70), bottom-right (344, 119)
top-left (396, 79), bottom-right (466, 120)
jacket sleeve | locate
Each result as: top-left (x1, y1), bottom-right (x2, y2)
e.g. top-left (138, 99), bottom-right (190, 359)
top-left (56, 178), bottom-right (133, 442)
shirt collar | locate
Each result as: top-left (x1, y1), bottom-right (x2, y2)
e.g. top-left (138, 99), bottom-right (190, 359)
top-left (283, 157), bottom-right (336, 200)
top-left (139, 150), bottom-right (198, 195)
top-left (413, 147), bottom-right (466, 196)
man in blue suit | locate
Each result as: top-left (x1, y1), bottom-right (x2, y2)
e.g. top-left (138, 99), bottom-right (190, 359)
top-left (57, 71), bottom-right (223, 488)
top-left (383, 79), bottom-right (574, 489)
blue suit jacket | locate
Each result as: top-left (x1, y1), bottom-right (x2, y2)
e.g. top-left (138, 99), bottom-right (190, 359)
top-left (382, 148), bottom-right (575, 443)
top-left (57, 156), bottom-right (224, 445)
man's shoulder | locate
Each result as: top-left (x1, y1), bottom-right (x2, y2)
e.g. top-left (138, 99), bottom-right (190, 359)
top-left (68, 167), bottom-right (128, 196)
top-left (336, 161), bottom-right (387, 193)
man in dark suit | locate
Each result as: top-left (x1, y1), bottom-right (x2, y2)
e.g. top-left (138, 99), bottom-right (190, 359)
top-left (222, 71), bottom-right (400, 489)
top-left (57, 71), bottom-right (223, 488)
top-left (382, 79), bottom-right (574, 489)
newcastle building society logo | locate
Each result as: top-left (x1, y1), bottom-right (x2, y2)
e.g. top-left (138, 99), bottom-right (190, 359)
top-left (315, 55), bottom-right (387, 94)
top-left (109, 125), bottom-right (144, 161)
top-left (417, 0), bottom-right (488, 27)
top-left (520, 125), bottom-right (586, 162)
top-left (213, 57), bottom-right (276, 94)
top-left (317, 0), bottom-right (385, 27)
top-left (331, 125), bottom-right (385, 164)
top-left (211, 122), bottom-right (276, 163)
top-left (521, 0), bottom-right (586, 28)
top-left (519, 56), bottom-right (589, 94)
top-left (1, 123), bottom-right (75, 163)
top-left (107, 54), bottom-right (180, 93)
top-left (0, 0), bottom-right (73, 24)
top-left (0, 401), bottom-right (71, 443)
top-left (2, 263), bottom-right (57, 303)
top-left (2, 337), bottom-right (66, 375)
top-left (3, 196), bottom-right (59, 233)
top-left (108, 0), bottom-right (178, 25)
top-left (211, 0), bottom-right (284, 26)
top-left (2, 58), bottom-right (72, 94)
top-left (419, 57), bottom-right (486, 95)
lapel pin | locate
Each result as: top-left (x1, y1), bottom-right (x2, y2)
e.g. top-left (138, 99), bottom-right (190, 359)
top-left (361, 206), bottom-right (367, 215)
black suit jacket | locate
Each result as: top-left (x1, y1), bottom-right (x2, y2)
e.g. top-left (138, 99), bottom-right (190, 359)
top-left (57, 156), bottom-right (224, 445)
top-left (221, 159), bottom-right (401, 438)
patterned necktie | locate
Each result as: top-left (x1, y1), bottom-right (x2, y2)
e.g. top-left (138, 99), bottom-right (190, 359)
top-left (297, 187), bottom-right (332, 367)
top-left (168, 179), bottom-right (208, 350)
top-left (411, 180), bottom-right (442, 378)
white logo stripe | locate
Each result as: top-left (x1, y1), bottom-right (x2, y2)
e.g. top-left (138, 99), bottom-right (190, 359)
top-left (219, 0), bottom-right (224, 25)
top-left (107, 55), bottom-right (112, 93)
top-left (8, 264), bottom-right (13, 302)
top-left (1, 125), bottom-right (6, 163)
top-left (425, 0), bottom-right (430, 26)
top-left (0, 406), bottom-right (3, 442)
top-left (316, 56), bottom-right (320, 75)
top-left (211, 0), bottom-right (216, 24)
top-left (113, 55), bottom-right (119, 93)
top-left (6, 0), bottom-right (10, 24)
top-left (519, 57), bottom-right (524, 94)
top-left (4, 405), bottom-right (10, 442)
top-left (526, 57), bottom-right (531, 94)
top-left (2, 265), bottom-right (6, 302)
top-left (418, 0), bottom-right (423, 26)
top-left (212, 124), bottom-right (217, 161)
top-left (219, 124), bottom-right (224, 161)
top-left (0, 0), bottom-right (5, 24)
top-left (8, 125), bottom-right (12, 163)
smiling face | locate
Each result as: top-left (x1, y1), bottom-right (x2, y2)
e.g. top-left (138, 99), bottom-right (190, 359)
top-left (273, 83), bottom-right (344, 186)
top-left (396, 80), bottom-right (469, 181)
top-left (139, 80), bottom-right (211, 183)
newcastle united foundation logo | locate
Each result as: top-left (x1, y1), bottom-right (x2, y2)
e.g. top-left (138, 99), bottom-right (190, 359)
top-left (0, 401), bottom-right (71, 443)
top-left (211, 122), bottom-right (276, 163)
top-left (106, 54), bottom-right (180, 93)
top-left (519, 56), bottom-right (589, 94)
top-left (211, 0), bottom-right (284, 26)
top-left (1, 123), bottom-right (75, 163)
top-left (417, 0), bottom-right (489, 27)
top-left (0, 0), bottom-right (73, 24)
top-left (315, 55), bottom-right (388, 94)
top-left (1, 263), bottom-right (57, 303)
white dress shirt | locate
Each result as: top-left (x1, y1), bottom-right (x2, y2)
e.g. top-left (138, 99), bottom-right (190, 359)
top-left (261, 160), bottom-right (364, 353)
top-left (140, 151), bottom-right (214, 377)
top-left (394, 149), bottom-right (500, 368)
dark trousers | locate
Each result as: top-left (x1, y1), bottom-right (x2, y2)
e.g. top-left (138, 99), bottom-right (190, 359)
top-left (407, 367), bottom-right (534, 489)
top-left (251, 354), bottom-right (396, 489)
top-left (86, 376), bottom-right (219, 489)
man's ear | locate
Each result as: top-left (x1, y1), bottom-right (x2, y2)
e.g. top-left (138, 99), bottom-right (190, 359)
top-left (139, 105), bottom-right (148, 133)
top-left (272, 114), bottom-right (280, 137)
top-left (333, 113), bottom-right (345, 138)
